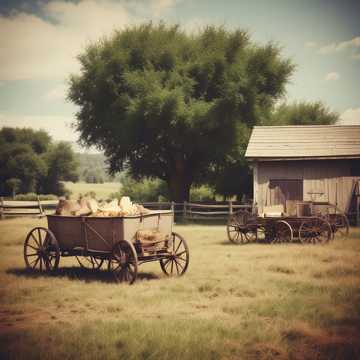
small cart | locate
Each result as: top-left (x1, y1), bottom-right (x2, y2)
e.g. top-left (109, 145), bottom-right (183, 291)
top-left (227, 202), bottom-right (349, 245)
top-left (24, 210), bottom-right (189, 284)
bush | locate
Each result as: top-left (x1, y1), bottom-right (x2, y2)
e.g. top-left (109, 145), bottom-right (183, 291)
top-left (110, 173), bottom-right (168, 202)
top-left (190, 185), bottom-right (215, 201)
top-left (14, 193), bottom-right (58, 201)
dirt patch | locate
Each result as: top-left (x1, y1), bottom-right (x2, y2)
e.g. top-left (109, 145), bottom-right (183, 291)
top-left (268, 265), bottom-right (295, 275)
top-left (283, 323), bottom-right (360, 360)
top-left (249, 342), bottom-right (287, 360)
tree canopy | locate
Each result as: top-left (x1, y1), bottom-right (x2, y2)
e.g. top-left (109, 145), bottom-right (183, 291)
top-left (0, 127), bottom-right (79, 197)
top-left (69, 23), bottom-right (295, 201)
top-left (266, 101), bottom-right (338, 126)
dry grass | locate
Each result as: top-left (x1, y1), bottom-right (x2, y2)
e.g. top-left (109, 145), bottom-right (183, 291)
top-left (0, 217), bottom-right (360, 359)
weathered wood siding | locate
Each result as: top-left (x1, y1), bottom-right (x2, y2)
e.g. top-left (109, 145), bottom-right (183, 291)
top-left (255, 159), bottom-right (357, 213)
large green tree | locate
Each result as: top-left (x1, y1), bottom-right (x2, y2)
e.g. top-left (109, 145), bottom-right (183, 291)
top-left (69, 23), bottom-right (294, 201)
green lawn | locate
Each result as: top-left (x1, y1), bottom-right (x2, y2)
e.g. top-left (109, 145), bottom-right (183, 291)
top-left (0, 217), bottom-right (359, 359)
top-left (63, 181), bottom-right (120, 200)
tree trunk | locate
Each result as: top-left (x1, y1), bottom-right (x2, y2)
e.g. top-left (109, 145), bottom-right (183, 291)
top-left (168, 175), bottom-right (191, 202)
top-left (167, 155), bottom-right (192, 202)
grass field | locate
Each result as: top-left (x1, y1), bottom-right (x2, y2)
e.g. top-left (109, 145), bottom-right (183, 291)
top-left (63, 181), bottom-right (120, 200)
top-left (0, 218), bottom-right (360, 359)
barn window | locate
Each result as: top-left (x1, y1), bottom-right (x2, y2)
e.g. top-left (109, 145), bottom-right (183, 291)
top-left (269, 179), bottom-right (303, 206)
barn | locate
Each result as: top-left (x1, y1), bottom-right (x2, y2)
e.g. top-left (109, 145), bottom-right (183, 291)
top-left (245, 125), bottom-right (360, 223)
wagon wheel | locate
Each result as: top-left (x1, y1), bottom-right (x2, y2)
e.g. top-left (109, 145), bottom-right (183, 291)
top-left (227, 216), bottom-right (242, 243)
top-left (244, 225), bottom-right (266, 243)
top-left (24, 227), bottom-right (60, 272)
top-left (76, 256), bottom-right (104, 270)
top-left (274, 220), bottom-right (293, 243)
top-left (108, 240), bottom-right (138, 284)
top-left (299, 218), bottom-right (332, 244)
top-left (227, 211), bottom-right (253, 244)
top-left (160, 232), bottom-right (189, 276)
top-left (332, 213), bottom-right (350, 238)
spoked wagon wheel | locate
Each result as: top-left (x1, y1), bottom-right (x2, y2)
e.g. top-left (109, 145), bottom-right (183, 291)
top-left (299, 218), bottom-right (332, 244)
top-left (332, 213), bottom-right (350, 238)
top-left (244, 225), bottom-right (265, 243)
top-left (227, 217), bottom-right (242, 243)
top-left (76, 256), bottom-right (104, 270)
top-left (160, 232), bottom-right (189, 276)
top-left (274, 220), bottom-right (293, 243)
top-left (24, 227), bottom-right (60, 272)
top-left (108, 240), bottom-right (138, 284)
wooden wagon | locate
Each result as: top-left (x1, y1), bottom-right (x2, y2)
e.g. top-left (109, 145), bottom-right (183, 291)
top-left (24, 210), bottom-right (189, 284)
top-left (227, 202), bottom-right (349, 245)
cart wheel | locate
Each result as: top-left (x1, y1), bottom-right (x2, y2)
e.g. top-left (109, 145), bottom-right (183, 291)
top-left (299, 218), bottom-right (332, 244)
top-left (227, 217), bottom-right (241, 243)
top-left (244, 225), bottom-right (264, 243)
top-left (160, 232), bottom-right (189, 276)
top-left (108, 240), bottom-right (138, 284)
top-left (24, 227), bottom-right (60, 272)
top-left (76, 256), bottom-right (104, 270)
top-left (274, 220), bottom-right (293, 243)
top-left (333, 214), bottom-right (350, 238)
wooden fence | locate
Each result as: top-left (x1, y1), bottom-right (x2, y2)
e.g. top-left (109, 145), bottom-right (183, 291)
top-left (141, 201), bottom-right (253, 220)
top-left (0, 197), bottom-right (58, 219)
top-left (0, 198), bottom-right (252, 221)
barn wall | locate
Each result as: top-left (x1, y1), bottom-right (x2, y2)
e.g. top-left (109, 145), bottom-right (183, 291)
top-left (255, 159), bottom-right (355, 213)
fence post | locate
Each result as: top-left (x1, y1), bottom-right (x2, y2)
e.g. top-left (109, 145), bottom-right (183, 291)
top-left (0, 197), bottom-right (4, 219)
top-left (357, 193), bottom-right (360, 227)
top-left (171, 201), bottom-right (175, 213)
top-left (183, 201), bottom-right (187, 218)
top-left (229, 200), bottom-right (233, 215)
top-left (37, 196), bottom-right (44, 217)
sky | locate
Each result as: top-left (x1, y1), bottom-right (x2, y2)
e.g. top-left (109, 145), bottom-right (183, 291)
top-left (0, 0), bottom-right (359, 148)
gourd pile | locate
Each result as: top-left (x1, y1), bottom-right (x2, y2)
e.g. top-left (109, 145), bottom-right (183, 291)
top-left (55, 196), bottom-right (151, 217)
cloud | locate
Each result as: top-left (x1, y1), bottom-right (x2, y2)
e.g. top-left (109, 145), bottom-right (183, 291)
top-left (305, 41), bottom-right (317, 48)
top-left (324, 72), bottom-right (340, 81)
top-left (0, 0), bottom-right (181, 82)
top-left (0, 113), bottom-right (78, 142)
top-left (0, 1), bottom-right (143, 81)
top-left (150, 0), bottom-right (177, 16)
top-left (43, 84), bottom-right (67, 101)
top-left (319, 36), bottom-right (360, 54)
top-left (338, 108), bottom-right (360, 125)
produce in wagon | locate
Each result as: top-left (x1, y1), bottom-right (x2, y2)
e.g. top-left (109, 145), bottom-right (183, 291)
top-left (55, 197), bottom-right (151, 217)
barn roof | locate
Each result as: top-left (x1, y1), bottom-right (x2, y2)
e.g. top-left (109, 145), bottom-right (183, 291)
top-left (245, 125), bottom-right (360, 161)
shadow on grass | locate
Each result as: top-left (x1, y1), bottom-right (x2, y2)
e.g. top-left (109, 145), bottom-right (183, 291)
top-left (217, 240), bottom-right (305, 246)
top-left (7, 266), bottom-right (160, 284)
top-left (216, 240), bottom-right (272, 246)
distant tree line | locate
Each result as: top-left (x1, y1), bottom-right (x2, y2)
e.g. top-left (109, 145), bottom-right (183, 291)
top-left (0, 127), bottom-right (79, 197)
top-left (77, 153), bottom-right (122, 184)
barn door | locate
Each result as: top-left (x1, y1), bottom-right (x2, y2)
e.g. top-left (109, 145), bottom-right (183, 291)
top-left (269, 179), bottom-right (303, 207)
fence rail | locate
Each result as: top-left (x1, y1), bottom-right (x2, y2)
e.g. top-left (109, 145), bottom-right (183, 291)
top-left (0, 198), bottom-right (252, 221)
top-left (0, 197), bottom-right (58, 219)
top-left (141, 201), bottom-right (253, 220)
